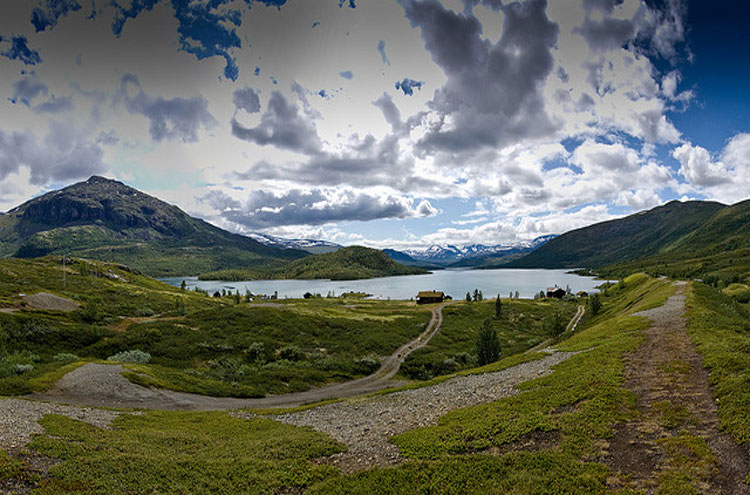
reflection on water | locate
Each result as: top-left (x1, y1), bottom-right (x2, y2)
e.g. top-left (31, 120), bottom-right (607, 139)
top-left (161, 268), bottom-right (606, 300)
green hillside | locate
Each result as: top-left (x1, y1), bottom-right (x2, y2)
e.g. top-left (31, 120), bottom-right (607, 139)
top-left (199, 246), bottom-right (429, 281)
top-left (0, 176), bottom-right (306, 277)
top-left (511, 200), bottom-right (725, 269)
top-left (604, 200), bottom-right (750, 283)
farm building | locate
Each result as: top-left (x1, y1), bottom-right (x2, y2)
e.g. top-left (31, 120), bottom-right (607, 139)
top-left (577, 291), bottom-right (589, 298)
top-left (546, 287), bottom-right (566, 299)
top-left (416, 291), bottom-right (445, 304)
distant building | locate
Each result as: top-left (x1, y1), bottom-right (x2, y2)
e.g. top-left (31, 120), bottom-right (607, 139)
top-left (416, 291), bottom-right (445, 304)
top-left (546, 287), bottom-right (566, 299)
top-left (577, 291), bottom-right (589, 298)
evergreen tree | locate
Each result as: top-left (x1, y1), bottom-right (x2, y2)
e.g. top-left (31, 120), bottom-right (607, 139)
top-left (476, 320), bottom-right (501, 366)
top-left (495, 294), bottom-right (502, 318)
top-left (589, 293), bottom-right (602, 316)
top-left (466, 292), bottom-right (472, 302)
top-left (473, 288), bottom-right (479, 302)
top-left (180, 280), bottom-right (186, 291)
top-left (515, 290), bottom-right (520, 299)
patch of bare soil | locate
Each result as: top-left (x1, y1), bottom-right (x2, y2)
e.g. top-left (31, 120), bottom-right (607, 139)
top-left (22, 293), bottom-right (80, 312)
top-left (604, 283), bottom-right (750, 494)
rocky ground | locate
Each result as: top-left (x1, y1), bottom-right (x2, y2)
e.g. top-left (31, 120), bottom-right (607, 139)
top-left (249, 350), bottom-right (578, 473)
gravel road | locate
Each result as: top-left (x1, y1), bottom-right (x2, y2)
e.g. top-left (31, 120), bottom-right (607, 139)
top-left (243, 349), bottom-right (578, 473)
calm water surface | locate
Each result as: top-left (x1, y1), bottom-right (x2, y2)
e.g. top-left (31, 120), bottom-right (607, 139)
top-left (161, 269), bottom-right (606, 300)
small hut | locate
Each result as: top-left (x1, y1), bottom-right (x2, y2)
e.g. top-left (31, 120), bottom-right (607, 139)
top-left (416, 291), bottom-right (445, 304)
top-left (576, 291), bottom-right (589, 298)
top-left (546, 287), bottom-right (566, 299)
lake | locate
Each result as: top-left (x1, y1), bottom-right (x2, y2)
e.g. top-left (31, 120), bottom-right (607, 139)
top-left (161, 268), bottom-right (606, 300)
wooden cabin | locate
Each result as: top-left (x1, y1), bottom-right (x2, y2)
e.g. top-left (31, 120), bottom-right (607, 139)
top-left (546, 287), bottom-right (566, 299)
top-left (416, 291), bottom-right (445, 304)
top-left (576, 291), bottom-right (589, 298)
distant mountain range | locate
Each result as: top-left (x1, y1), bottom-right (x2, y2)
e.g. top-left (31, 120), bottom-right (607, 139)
top-left (383, 236), bottom-right (557, 268)
top-left (246, 232), bottom-right (341, 254)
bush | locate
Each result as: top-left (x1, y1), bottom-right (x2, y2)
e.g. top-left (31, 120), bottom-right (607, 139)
top-left (475, 320), bottom-right (501, 366)
top-left (588, 293), bottom-right (602, 316)
top-left (543, 313), bottom-right (566, 337)
top-left (14, 364), bottom-right (34, 374)
top-left (54, 353), bottom-right (79, 362)
top-left (136, 308), bottom-right (155, 317)
top-left (278, 345), bottom-right (304, 362)
top-left (245, 342), bottom-right (265, 362)
top-left (107, 349), bottom-right (151, 364)
top-left (80, 298), bottom-right (102, 323)
top-left (354, 356), bottom-right (379, 375)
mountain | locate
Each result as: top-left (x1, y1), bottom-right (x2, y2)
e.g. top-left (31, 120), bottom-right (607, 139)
top-left (199, 246), bottom-right (428, 281)
top-left (0, 176), bottom-right (307, 277)
top-left (510, 200), bottom-right (726, 269)
top-left (510, 199), bottom-right (750, 282)
top-left (386, 236), bottom-right (556, 267)
top-left (247, 232), bottom-right (341, 254)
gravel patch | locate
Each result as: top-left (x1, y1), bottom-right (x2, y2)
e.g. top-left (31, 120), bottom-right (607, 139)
top-left (0, 398), bottom-right (119, 452)
top-left (247, 350), bottom-right (577, 473)
top-left (22, 293), bottom-right (80, 312)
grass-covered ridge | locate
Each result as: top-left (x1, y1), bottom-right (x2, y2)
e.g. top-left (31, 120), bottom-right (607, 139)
top-left (198, 245), bottom-right (428, 281)
top-left (684, 282), bottom-right (750, 459)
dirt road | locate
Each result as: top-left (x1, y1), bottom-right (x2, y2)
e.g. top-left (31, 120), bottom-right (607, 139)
top-left (30, 303), bottom-right (450, 411)
top-left (605, 283), bottom-right (750, 494)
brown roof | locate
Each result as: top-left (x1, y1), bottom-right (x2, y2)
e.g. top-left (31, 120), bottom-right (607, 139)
top-left (417, 291), bottom-right (444, 298)
top-left (547, 287), bottom-right (563, 292)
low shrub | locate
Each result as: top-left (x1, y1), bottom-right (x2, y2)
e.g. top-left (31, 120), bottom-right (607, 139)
top-left (107, 349), bottom-right (151, 364)
top-left (54, 353), bottom-right (79, 362)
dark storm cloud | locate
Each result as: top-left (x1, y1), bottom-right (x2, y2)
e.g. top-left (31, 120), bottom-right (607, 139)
top-left (0, 35), bottom-right (42, 65)
top-left (202, 188), bottom-right (418, 229)
top-left (232, 87), bottom-right (261, 113)
top-left (0, 121), bottom-right (106, 185)
top-left (377, 40), bottom-right (391, 66)
top-left (119, 74), bottom-right (216, 143)
top-left (31, 0), bottom-right (82, 32)
top-left (395, 78), bottom-right (424, 96)
top-left (231, 91), bottom-right (322, 155)
top-left (399, 0), bottom-right (559, 154)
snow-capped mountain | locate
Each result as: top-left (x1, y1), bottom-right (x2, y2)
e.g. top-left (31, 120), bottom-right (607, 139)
top-left (390, 235), bottom-right (557, 266)
top-left (247, 233), bottom-right (341, 254)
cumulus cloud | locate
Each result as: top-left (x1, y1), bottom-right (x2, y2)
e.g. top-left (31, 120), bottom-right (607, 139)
top-left (201, 188), bottom-right (435, 229)
top-left (10, 72), bottom-right (48, 106)
top-left (231, 90), bottom-right (322, 155)
top-left (119, 74), bottom-right (216, 143)
top-left (672, 143), bottom-right (731, 187)
top-left (232, 86), bottom-right (261, 114)
top-left (0, 121), bottom-right (107, 185)
top-left (377, 40), bottom-right (390, 66)
top-left (400, 0), bottom-right (559, 154)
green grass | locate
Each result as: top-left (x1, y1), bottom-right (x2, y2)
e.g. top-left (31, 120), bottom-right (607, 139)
top-left (0, 257), bottom-right (433, 397)
top-left (400, 298), bottom-right (575, 380)
top-left (309, 274), bottom-right (672, 493)
top-left (27, 411), bottom-right (344, 494)
top-left (684, 282), bottom-right (750, 458)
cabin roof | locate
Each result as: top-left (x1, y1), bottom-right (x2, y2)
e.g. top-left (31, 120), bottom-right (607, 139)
top-left (417, 291), bottom-right (444, 298)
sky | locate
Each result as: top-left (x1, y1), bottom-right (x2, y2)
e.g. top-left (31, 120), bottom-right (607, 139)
top-left (0, 0), bottom-right (748, 250)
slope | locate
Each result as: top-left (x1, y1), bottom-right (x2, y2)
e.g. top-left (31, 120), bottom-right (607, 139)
top-left (510, 200), bottom-right (726, 269)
